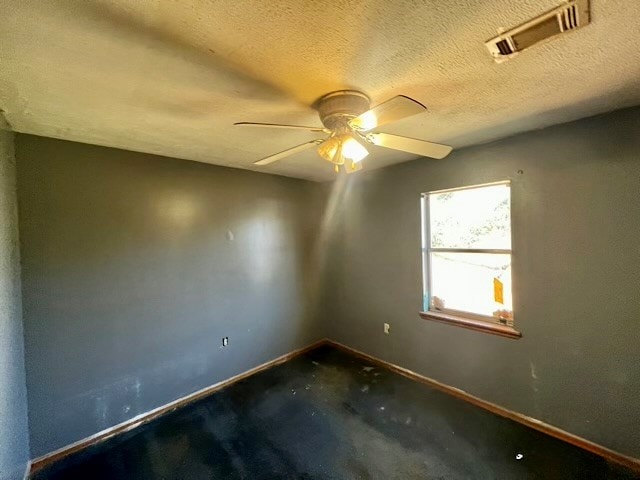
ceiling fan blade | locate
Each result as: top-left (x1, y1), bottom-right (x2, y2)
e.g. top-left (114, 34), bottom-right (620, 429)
top-left (366, 132), bottom-right (453, 159)
top-left (254, 139), bottom-right (323, 166)
top-left (349, 95), bottom-right (426, 132)
top-left (235, 122), bottom-right (329, 133)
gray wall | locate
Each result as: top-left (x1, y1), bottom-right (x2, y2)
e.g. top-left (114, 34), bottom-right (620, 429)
top-left (0, 129), bottom-right (30, 480)
top-left (12, 107), bottom-right (640, 462)
top-left (321, 107), bottom-right (640, 458)
top-left (16, 135), bottom-right (324, 458)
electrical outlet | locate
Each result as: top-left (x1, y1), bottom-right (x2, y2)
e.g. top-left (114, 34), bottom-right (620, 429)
top-left (383, 323), bottom-right (390, 335)
top-left (222, 337), bottom-right (229, 347)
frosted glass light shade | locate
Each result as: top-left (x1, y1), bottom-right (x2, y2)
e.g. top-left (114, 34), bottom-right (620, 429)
top-left (317, 134), bottom-right (368, 166)
top-left (341, 136), bottom-right (368, 162)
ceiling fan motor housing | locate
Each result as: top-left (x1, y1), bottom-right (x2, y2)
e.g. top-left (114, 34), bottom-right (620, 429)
top-left (317, 90), bottom-right (370, 131)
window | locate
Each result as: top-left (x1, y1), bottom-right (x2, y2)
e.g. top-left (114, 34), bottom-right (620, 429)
top-left (420, 182), bottom-right (520, 338)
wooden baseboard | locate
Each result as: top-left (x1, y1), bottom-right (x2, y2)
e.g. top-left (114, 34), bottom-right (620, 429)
top-left (30, 338), bottom-right (328, 475)
top-left (326, 339), bottom-right (640, 473)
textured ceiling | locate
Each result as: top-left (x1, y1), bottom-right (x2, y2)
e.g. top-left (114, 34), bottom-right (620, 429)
top-left (1, 0), bottom-right (639, 182)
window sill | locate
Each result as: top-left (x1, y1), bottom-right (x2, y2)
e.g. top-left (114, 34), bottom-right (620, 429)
top-left (419, 311), bottom-right (522, 339)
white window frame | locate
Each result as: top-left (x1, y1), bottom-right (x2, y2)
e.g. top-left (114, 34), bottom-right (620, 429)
top-left (421, 181), bottom-right (514, 327)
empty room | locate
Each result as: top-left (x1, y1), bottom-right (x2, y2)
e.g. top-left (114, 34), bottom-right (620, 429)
top-left (1, 1), bottom-right (639, 479)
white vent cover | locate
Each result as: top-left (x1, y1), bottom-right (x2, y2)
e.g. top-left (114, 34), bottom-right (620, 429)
top-left (485, 0), bottom-right (591, 63)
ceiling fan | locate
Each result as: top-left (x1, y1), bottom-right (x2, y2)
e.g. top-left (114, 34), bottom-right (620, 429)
top-left (235, 90), bottom-right (453, 174)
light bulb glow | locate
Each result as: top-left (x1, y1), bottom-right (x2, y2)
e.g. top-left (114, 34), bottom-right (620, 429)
top-left (341, 136), bottom-right (369, 162)
top-left (355, 110), bottom-right (377, 131)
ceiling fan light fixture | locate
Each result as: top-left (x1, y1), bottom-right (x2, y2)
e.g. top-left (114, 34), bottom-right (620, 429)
top-left (318, 134), bottom-right (368, 167)
top-left (317, 136), bottom-right (342, 164)
top-left (341, 135), bottom-right (369, 163)
top-left (345, 160), bottom-right (363, 174)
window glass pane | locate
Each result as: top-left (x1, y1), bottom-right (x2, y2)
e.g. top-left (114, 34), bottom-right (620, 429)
top-left (430, 252), bottom-right (512, 318)
top-left (429, 184), bottom-right (511, 249)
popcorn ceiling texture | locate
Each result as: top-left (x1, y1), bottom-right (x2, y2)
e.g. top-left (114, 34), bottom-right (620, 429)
top-left (1, 0), bottom-right (640, 181)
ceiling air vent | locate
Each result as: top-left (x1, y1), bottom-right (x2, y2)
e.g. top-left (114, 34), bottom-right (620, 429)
top-left (485, 0), bottom-right (590, 63)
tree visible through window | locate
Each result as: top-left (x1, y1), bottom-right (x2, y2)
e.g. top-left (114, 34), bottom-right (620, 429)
top-left (421, 182), bottom-right (513, 326)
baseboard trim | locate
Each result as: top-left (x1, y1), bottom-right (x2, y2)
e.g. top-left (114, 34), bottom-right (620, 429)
top-left (23, 461), bottom-right (31, 480)
top-left (326, 339), bottom-right (640, 473)
top-left (29, 338), bottom-right (328, 475)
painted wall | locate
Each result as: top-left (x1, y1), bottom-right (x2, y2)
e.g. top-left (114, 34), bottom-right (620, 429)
top-left (0, 129), bottom-right (30, 480)
top-left (321, 107), bottom-right (640, 458)
top-left (16, 135), bottom-right (324, 458)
